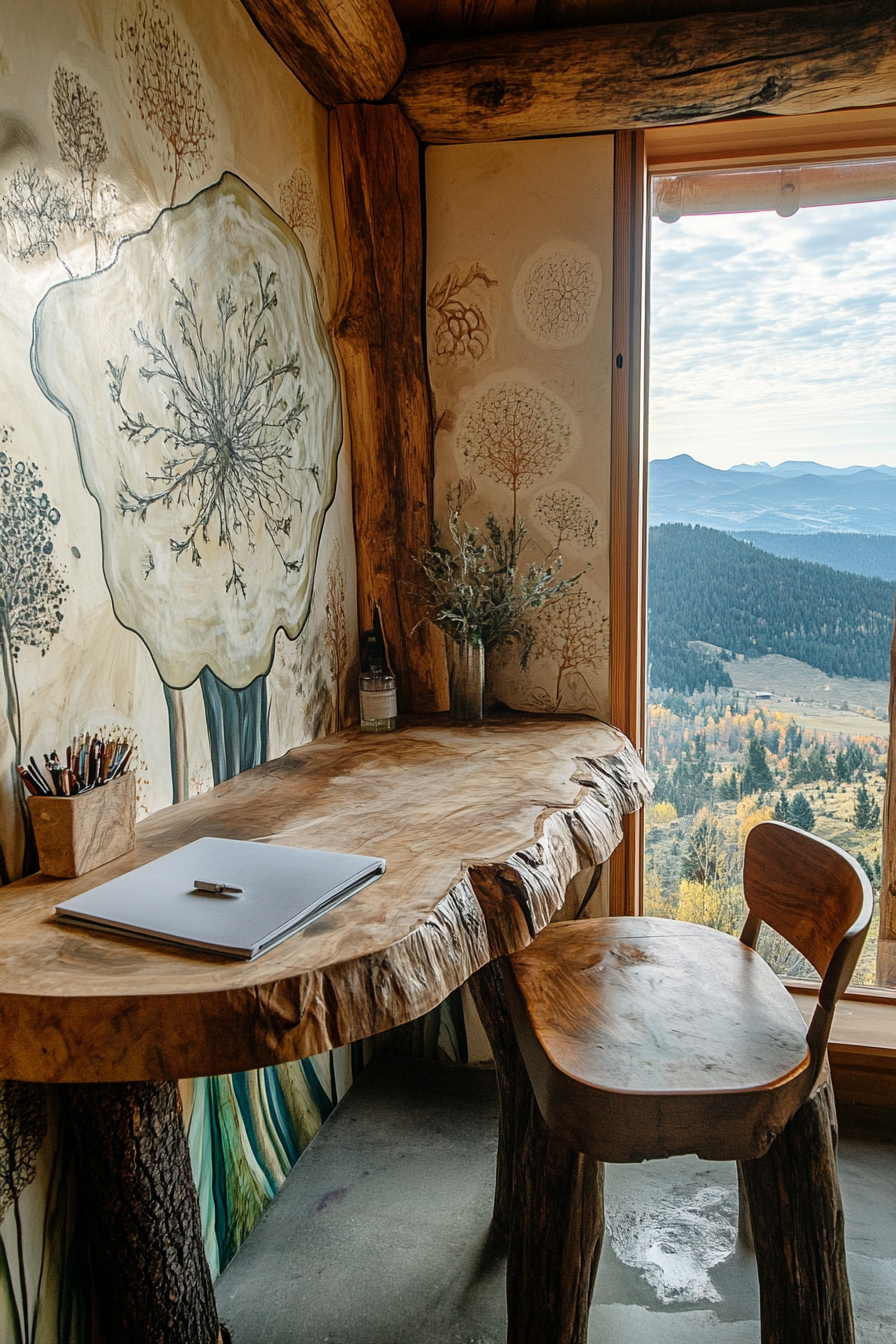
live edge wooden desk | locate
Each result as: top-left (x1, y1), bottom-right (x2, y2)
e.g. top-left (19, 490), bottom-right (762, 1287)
top-left (0, 713), bottom-right (650, 1344)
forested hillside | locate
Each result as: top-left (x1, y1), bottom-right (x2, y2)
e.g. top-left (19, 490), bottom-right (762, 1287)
top-left (649, 524), bottom-right (896, 694)
top-left (731, 531), bottom-right (896, 581)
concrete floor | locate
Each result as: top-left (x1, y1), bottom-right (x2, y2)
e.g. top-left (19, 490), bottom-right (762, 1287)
top-left (216, 1056), bottom-right (896, 1344)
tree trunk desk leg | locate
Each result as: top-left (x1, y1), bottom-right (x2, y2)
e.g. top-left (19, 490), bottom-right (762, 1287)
top-left (470, 960), bottom-right (605, 1344)
top-left (66, 1081), bottom-right (226, 1344)
top-left (739, 1067), bottom-right (854, 1344)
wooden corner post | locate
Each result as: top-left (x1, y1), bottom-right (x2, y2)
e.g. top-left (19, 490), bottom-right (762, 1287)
top-left (609, 130), bottom-right (648, 917)
top-left (329, 103), bottom-right (441, 712)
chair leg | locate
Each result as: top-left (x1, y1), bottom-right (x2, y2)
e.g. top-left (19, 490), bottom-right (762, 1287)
top-left (739, 1065), bottom-right (854, 1344)
top-left (469, 960), bottom-right (604, 1343)
top-left (506, 1081), bottom-right (604, 1344)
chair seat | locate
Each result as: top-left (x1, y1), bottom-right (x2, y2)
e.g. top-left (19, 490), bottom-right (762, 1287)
top-left (505, 917), bottom-right (812, 1163)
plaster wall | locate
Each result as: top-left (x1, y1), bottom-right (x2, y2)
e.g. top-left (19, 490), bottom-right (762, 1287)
top-left (0, 2), bottom-right (360, 1335)
top-left (425, 136), bottom-right (615, 717)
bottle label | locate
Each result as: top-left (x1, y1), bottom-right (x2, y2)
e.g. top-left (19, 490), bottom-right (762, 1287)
top-left (360, 688), bottom-right (397, 720)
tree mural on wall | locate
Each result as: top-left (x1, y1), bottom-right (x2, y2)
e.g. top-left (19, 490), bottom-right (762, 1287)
top-left (0, 430), bottom-right (69, 881)
top-left (534, 486), bottom-right (600, 549)
top-left (51, 68), bottom-right (113, 271)
top-left (110, 263), bottom-right (318, 599)
top-left (325, 547), bottom-right (348, 731)
top-left (459, 380), bottom-right (571, 520)
top-left (34, 174), bottom-right (343, 799)
top-left (116, 1), bottom-right (214, 207)
top-left (533, 589), bottom-right (607, 709)
top-left (0, 1082), bottom-right (48, 1344)
top-left (428, 264), bottom-right (496, 361)
top-left (279, 168), bottom-right (319, 238)
top-left (0, 66), bottom-right (114, 279)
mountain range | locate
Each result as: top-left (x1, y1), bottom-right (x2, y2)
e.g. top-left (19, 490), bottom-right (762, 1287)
top-left (650, 455), bottom-right (896, 534)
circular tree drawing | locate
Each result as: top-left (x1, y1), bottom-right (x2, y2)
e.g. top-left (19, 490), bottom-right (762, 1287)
top-left (0, 431), bottom-right (69, 881)
top-left (534, 486), bottom-right (601, 550)
top-left (33, 174), bottom-right (342, 797)
top-left (512, 241), bottom-right (602, 349)
top-left (459, 380), bottom-right (571, 519)
top-left (533, 589), bottom-right (607, 709)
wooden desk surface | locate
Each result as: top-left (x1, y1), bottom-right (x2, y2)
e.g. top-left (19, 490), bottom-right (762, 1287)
top-left (0, 714), bottom-right (650, 1083)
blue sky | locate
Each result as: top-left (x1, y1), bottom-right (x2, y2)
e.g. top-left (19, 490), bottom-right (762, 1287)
top-left (648, 197), bottom-right (896, 470)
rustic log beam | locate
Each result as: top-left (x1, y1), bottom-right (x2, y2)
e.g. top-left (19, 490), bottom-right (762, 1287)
top-left (329, 104), bottom-right (441, 712)
top-left (393, 1), bottom-right (896, 143)
top-left (240, 0), bottom-right (406, 105)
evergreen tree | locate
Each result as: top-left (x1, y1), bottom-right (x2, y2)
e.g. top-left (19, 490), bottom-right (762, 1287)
top-left (773, 791), bottom-right (789, 823)
top-left (855, 851), bottom-right (881, 889)
top-left (741, 736), bottom-right (774, 796)
top-left (789, 792), bottom-right (815, 833)
top-left (853, 785), bottom-right (881, 831)
top-left (680, 814), bottom-right (728, 886)
top-left (718, 770), bottom-right (738, 802)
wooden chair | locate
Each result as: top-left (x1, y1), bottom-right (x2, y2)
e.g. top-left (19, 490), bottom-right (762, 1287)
top-left (501, 820), bottom-right (873, 1344)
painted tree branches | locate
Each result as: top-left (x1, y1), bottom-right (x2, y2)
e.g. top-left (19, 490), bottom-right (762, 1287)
top-left (459, 381), bottom-right (571, 519)
top-left (116, 1), bottom-right (214, 207)
top-left (0, 66), bottom-right (113, 277)
top-left (109, 263), bottom-right (315, 599)
top-left (0, 430), bottom-right (69, 881)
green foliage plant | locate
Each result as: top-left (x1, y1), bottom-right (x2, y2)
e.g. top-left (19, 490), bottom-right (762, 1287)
top-left (415, 506), bottom-right (579, 662)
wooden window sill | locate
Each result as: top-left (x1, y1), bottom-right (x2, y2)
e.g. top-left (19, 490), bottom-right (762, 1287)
top-left (789, 985), bottom-right (896, 1110)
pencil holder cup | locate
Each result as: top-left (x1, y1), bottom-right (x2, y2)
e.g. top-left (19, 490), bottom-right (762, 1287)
top-left (28, 772), bottom-right (137, 878)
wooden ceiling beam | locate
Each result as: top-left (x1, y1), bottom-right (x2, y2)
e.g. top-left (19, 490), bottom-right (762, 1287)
top-left (240, 0), bottom-right (406, 105)
top-left (393, 1), bottom-right (896, 142)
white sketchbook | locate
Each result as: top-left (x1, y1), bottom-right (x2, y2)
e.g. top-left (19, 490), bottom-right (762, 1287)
top-left (55, 836), bottom-right (386, 960)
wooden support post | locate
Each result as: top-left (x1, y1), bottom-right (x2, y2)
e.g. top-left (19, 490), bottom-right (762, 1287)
top-left (739, 1067), bottom-right (855, 1344)
top-left (66, 1081), bottom-right (224, 1344)
top-left (609, 130), bottom-right (648, 918)
top-left (877, 600), bottom-right (896, 984)
top-left (240, 0), bottom-right (405, 105)
top-left (393, 2), bottom-right (896, 143)
top-left (329, 103), bottom-right (441, 713)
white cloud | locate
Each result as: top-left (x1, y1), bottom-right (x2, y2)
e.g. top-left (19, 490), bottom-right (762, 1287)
top-left (649, 199), bottom-right (896, 469)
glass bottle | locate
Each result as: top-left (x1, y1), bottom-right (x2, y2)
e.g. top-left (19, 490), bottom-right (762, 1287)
top-left (359, 630), bottom-right (397, 732)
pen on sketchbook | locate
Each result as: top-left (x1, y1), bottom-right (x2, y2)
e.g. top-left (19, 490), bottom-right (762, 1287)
top-left (192, 880), bottom-right (244, 898)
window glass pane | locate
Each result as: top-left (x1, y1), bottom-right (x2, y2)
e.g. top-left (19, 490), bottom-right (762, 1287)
top-left (645, 164), bottom-right (896, 988)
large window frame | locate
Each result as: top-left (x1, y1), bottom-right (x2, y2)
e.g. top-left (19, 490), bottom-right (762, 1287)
top-left (608, 109), bottom-right (896, 1021)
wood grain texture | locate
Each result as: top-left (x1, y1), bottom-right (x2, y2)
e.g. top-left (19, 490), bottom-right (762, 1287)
top-left (742, 822), bottom-right (872, 1080)
top-left (740, 1066), bottom-right (855, 1344)
top-left (393, 2), bottom-right (896, 143)
top-left (240, 0), bottom-right (405, 104)
top-left (506, 918), bottom-right (813, 1162)
top-left (877, 603), bottom-right (896, 985)
top-left (67, 1081), bottom-right (221, 1344)
top-left (0, 715), bottom-right (651, 1083)
top-left (505, 1066), bottom-right (604, 1344)
top-left (609, 130), bottom-right (648, 918)
top-left (28, 772), bottom-right (136, 878)
top-left (391, 0), bottom-right (537, 39)
top-left (329, 103), bottom-right (441, 713)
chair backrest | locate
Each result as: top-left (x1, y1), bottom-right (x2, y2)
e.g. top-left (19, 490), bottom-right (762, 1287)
top-left (741, 820), bottom-right (873, 1078)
